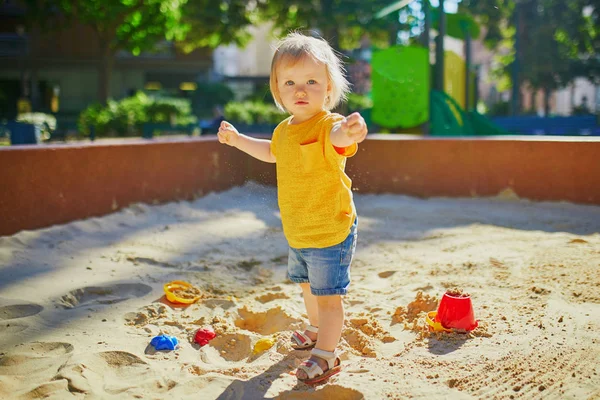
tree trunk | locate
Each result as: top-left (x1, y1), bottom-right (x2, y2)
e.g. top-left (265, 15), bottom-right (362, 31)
top-left (98, 40), bottom-right (114, 105)
top-left (544, 88), bottom-right (551, 117)
top-left (319, 0), bottom-right (340, 51)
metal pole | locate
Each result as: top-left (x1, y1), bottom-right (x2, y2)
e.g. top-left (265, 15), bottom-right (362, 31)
top-left (435, 0), bottom-right (446, 92)
top-left (474, 65), bottom-right (480, 109)
top-left (465, 29), bottom-right (472, 111)
top-left (511, 3), bottom-right (520, 115)
top-left (423, 0), bottom-right (431, 135)
top-left (423, 0), bottom-right (430, 49)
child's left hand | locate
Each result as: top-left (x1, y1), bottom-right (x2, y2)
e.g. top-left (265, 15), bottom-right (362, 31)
top-left (340, 112), bottom-right (368, 143)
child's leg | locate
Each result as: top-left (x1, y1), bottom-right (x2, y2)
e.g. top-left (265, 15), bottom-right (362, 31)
top-left (295, 219), bottom-right (357, 381)
top-left (296, 294), bottom-right (343, 380)
top-left (300, 283), bottom-right (319, 341)
top-left (315, 295), bottom-right (343, 351)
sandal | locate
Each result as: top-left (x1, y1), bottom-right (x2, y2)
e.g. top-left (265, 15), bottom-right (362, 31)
top-left (297, 348), bottom-right (342, 385)
top-left (291, 325), bottom-right (318, 350)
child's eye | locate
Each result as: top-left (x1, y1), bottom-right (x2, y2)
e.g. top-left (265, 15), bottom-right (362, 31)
top-left (285, 80), bottom-right (294, 86)
top-left (307, 79), bottom-right (316, 84)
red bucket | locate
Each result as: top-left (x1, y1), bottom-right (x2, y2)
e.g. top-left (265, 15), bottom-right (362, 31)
top-left (435, 292), bottom-right (478, 332)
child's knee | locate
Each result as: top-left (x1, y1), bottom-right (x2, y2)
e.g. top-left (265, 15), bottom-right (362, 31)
top-left (316, 295), bottom-right (343, 310)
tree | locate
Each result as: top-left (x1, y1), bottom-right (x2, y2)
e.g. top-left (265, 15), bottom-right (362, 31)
top-left (255, 0), bottom-right (404, 51)
top-left (25, 0), bottom-right (190, 104)
top-left (460, 0), bottom-right (598, 114)
top-left (458, 0), bottom-right (509, 49)
top-left (24, 0), bottom-right (256, 104)
top-left (554, 0), bottom-right (599, 84)
top-left (177, 0), bottom-right (257, 52)
top-left (519, 1), bottom-right (575, 114)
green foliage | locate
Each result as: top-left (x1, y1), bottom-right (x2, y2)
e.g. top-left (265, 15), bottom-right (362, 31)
top-left (224, 101), bottom-right (287, 125)
top-left (177, 0), bottom-right (256, 52)
top-left (487, 101), bottom-right (510, 117)
top-left (16, 112), bottom-right (57, 140)
top-left (244, 84), bottom-right (275, 104)
top-left (460, 0), bottom-right (599, 111)
top-left (256, 0), bottom-right (402, 50)
top-left (458, 0), bottom-right (510, 49)
top-left (191, 82), bottom-right (235, 118)
top-left (24, 0), bottom-right (255, 104)
top-left (554, 1), bottom-right (599, 84)
top-left (24, 0), bottom-right (189, 54)
top-left (572, 103), bottom-right (592, 115)
top-left (346, 93), bottom-right (373, 113)
top-left (223, 102), bottom-right (253, 125)
top-left (78, 92), bottom-right (196, 137)
top-left (431, 9), bottom-right (481, 40)
top-left (16, 112), bottom-right (56, 130)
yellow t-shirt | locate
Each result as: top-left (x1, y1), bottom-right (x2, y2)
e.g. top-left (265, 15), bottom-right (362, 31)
top-left (270, 110), bottom-right (357, 249)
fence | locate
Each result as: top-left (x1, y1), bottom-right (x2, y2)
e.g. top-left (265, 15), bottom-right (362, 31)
top-left (491, 115), bottom-right (599, 136)
top-left (1, 135), bottom-right (599, 236)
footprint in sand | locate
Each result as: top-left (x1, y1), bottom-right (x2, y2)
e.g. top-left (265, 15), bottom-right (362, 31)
top-left (0, 303), bottom-right (43, 320)
top-left (0, 303), bottom-right (43, 337)
top-left (58, 283), bottom-right (152, 309)
top-left (0, 342), bottom-right (76, 399)
top-left (234, 305), bottom-right (300, 335)
top-left (16, 379), bottom-right (72, 399)
top-left (55, 351), bottom-right (169, 396)
top-left (0, 342), bottom-right (74, 378)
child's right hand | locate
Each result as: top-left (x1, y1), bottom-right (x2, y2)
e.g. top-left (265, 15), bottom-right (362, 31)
top-left (217, 121), bottom-right (239, 147)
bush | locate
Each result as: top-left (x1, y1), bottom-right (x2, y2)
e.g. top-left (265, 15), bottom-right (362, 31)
top-left (191, 82), bottom-right (235, 118)
top-left (244, 83), bottom-right (274, 104)
top-left (346, 93), bottom-right (373, 113)
top-left (78, 92), bottom-right (196, 137)
top-left (224, 101), bottom-right (287, 125)
top-left (16, 112), bottom-right (56, 140)
top-left (224, 102), bottom-right (253, 125)
top-left (572, 104), bottom-right (592, 116)
top-left (487, 101), bottom-right (510, 117)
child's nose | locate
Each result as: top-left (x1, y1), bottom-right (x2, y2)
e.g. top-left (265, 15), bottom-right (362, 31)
top-left (295, 87), bottom-right (306, 97)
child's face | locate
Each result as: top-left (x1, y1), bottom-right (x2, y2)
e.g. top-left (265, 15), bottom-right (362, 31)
top-left (276, 56), bottom-right (331, 124)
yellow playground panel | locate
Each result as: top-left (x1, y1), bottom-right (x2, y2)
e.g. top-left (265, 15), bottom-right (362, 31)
top-left (444, 50), bottom-right (466, 109)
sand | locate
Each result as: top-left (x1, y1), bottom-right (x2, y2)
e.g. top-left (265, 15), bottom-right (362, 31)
top-left (1, 182), bottom-right (599, 399)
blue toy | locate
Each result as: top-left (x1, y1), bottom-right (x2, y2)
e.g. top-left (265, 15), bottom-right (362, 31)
top-left (150, 334), bottom-right (179, 351)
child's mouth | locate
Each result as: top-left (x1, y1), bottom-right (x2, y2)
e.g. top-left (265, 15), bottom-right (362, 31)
top-left (295, 101), bottom-right (308, 105)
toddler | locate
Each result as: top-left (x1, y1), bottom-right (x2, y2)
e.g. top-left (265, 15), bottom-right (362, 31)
top-left (217, 32), bottom-right (367, 384)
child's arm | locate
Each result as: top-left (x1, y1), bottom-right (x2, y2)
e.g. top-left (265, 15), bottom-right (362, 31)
top-left (330, 112), bottom-right (368, 148)
top-left (217, 121), bottom-right (276, 163)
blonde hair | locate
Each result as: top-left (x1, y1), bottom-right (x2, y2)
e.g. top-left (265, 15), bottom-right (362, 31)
top-left (270, 32), bottom-right (351, 112)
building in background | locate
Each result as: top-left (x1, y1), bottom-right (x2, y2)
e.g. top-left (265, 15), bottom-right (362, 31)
top-left (212, 24), bottom-right (277, 101)
top-left (471, 28), bottom-right (598, 117)
top-left (0, 0), bottom-right (212, 121)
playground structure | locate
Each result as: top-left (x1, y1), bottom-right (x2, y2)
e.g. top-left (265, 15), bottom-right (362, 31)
top-left (370, 0), bottom-right (511, 136)
top-left (370, 0), bottom-right (583, 136)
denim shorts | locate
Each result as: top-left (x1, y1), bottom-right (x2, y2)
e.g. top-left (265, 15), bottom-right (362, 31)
top-left (287, 218), bottom-right (357, 296)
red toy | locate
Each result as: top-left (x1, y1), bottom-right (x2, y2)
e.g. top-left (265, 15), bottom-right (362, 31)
top-left (194, 327), bottom-right (216, 346)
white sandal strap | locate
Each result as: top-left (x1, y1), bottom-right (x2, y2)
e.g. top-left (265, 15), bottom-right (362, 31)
top-left (306, 325), bottom-right (319, 333)
top-left (292, 331), bottom-right (312, 346)
top-left (311, 348), bottom-right (338, 370)
top-left (297, 359), bottom-right (324, 379)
